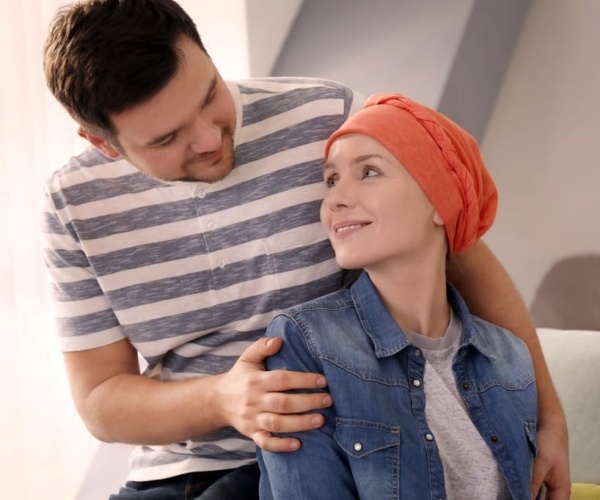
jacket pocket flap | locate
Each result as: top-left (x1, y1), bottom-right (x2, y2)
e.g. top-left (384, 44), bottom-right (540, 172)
top-left (334, 417), bottom-right (401, 459)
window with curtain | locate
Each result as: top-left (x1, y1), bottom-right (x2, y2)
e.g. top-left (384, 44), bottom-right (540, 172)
top-left (0, 1), bottom-right (98, 498)
top-left (0, 1), bottom-right (258, 497)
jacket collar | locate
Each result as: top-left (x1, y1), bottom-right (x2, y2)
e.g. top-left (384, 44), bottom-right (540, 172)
top-left (350, 271), bottom-right (496, 360)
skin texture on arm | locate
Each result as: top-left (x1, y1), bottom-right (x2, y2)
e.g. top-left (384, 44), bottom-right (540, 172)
top-left (63, 337), bottom-right (332, 451)
top-left (448, 240), bottom-right (571, 500)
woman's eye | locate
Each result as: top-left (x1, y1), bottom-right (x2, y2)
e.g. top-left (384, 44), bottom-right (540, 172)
top-left (364, 167), bottom-right (380, 178)
top-left (325, 176), bottom-right (337, 188)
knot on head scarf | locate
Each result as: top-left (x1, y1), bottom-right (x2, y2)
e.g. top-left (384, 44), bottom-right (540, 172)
top-left (324, 93), bottom-right (498, 253)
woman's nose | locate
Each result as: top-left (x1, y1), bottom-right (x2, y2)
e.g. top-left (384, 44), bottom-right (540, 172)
top-left (324, 181), bottom-right (354, 211)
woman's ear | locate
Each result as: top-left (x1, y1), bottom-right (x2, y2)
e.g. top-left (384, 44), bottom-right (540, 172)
top-left (433, 210), bottom-right (445, 227)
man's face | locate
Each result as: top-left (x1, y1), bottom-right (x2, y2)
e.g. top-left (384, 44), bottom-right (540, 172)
top-left (94, 36), bottom-right (236, 182)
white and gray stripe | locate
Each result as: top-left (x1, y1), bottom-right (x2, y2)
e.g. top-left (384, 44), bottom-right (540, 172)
top-left (42, 77), bottom-right (363, 481)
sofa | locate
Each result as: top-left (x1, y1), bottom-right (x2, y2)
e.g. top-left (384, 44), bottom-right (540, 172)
top-left (537, 328), bottom-right (600, 499)
top-left (530, 254), bottom-right (600, 498)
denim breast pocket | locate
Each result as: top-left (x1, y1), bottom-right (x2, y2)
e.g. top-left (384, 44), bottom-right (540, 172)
top-left (334, 418), bottom-right (401, 499)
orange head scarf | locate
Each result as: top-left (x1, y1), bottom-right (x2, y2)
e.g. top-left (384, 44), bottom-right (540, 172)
top-left (324, 93), bottom-right (498, 254)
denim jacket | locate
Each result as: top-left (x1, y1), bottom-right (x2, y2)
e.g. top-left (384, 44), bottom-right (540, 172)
top-left (258, 272), bottom-right (537, 500)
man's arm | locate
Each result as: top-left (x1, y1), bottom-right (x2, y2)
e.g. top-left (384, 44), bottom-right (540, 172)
top-left (63, 336), bottom-right (332, 452)
top-left (448, 240), bottom-right (571, 500)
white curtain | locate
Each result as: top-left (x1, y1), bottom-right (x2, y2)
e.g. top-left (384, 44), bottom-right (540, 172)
top-left (0, 1), bottom-right (97, 498)
top-left (0, 1), bottom-right (260, 497)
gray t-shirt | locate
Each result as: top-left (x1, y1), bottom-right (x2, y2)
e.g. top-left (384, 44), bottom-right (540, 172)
top-left (405, 309), bottom-right (511, 499)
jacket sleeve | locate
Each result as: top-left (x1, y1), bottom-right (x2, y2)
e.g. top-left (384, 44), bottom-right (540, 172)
top-left (258, 314), bottom-right (358, 499)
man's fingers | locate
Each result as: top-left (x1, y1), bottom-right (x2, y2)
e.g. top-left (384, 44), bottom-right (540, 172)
top-left (530, 421), bottom-right (571, 500)
top-left (236, 340), bottom-right (328, 393)
top-left (238, 337), bottom-right (283, 366)
top-left (531, 459), bottom-right (571, 500)
top-left (253, 412), bottom-right (327, 452)
top-left (257, 407), bottom-right (327, 434)
top-left (531, 460), bottom-right (546, 499)
top-left (261, 391), bottom-right (332, 416)
top-left (262, 369), bottom-right (328, 392)
top-left (253, 430), bottom-right (302, 453)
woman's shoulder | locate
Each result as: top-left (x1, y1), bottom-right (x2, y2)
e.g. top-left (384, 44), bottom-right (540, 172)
top-left (277, 288), bottom-right (354, 320)
top-left (468, 316), bottom-right (534, 364)
top-left (266, 288), bottom-right (358, 347)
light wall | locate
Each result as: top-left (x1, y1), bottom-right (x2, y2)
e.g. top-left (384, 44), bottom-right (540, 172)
top-left (179, 0), bottom-right (303, 79)
top-left (275, 0), bottom-right (597, 306)
top-left (482, 0), bottom-right (600, 305)
top-left (272, 0), bottom-right (476, 108)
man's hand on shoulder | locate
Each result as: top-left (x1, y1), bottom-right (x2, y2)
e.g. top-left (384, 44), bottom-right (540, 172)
top-left (214, 337), bottom-right (332, 452)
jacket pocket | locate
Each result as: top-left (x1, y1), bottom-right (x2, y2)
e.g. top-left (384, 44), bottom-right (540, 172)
top-left (334, 417), bottom-right (401, 458)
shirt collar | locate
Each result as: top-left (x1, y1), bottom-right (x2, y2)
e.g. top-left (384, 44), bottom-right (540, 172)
top-left (349, 272), bottom-right (496, 360)
top-left (350, 272), bottom-right (412, 358)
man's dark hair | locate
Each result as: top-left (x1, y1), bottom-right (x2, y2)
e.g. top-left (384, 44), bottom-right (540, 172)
top-left (43, 0), bottom-right (207, 142)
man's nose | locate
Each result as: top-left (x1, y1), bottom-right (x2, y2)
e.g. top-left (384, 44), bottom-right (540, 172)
top-left (189, 117), bottom-right (221, 154)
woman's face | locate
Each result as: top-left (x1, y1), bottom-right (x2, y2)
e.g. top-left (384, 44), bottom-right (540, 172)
top-left (320, 134), bottom-right (445, 272)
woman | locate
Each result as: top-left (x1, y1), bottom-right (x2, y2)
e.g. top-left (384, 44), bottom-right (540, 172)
top-left (258, 94), bottom-right (537, 499)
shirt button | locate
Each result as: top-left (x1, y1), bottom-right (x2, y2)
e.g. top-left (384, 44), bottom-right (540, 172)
top-left (462, 383), bottom-right (469, 390)
top-left (198, 190), bottom-right (206, 199)
top-left (414, 348), bottom-right (422, 357)
top-left (490, 435), bottom-right (499, 443)
top-left (425, 433), bottom-right (434, 441)
top-left (353, 442), bottom-right (363, 452)
top-left (217, 259), bottom-right (226, 269)
top-left (207, 221), bottom-right (216, 231)
top-left (412, 379), bottom-right (421, 387)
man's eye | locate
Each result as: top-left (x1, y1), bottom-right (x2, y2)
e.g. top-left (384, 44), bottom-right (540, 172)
top-left (206, 89), bottom-right (217, 105)
top-left (158, 134), bottom-right (177, 147)
top-left (325, 176), bottom-right (337, 188)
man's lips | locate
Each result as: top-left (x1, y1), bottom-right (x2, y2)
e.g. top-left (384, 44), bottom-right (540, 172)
top-left (187, 147), bottom-right (223, 168)
top-left (201, 148), bottom-right (222, 165)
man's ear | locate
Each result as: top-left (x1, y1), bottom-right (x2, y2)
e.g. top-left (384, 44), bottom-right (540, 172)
top-left (77, 127), bottom-right (121, 159)
top-left (433, 209), bottom-right (445, 227)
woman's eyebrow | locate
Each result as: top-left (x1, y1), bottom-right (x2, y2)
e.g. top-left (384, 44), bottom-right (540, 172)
top-left (323, 153), bottom-right (385, 172)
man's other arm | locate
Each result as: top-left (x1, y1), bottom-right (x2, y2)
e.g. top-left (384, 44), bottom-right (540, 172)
top-left (448, 240), bottom-right (570, 500)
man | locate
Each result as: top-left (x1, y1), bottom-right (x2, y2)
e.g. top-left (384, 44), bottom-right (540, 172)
top-left (42, 0), bottom-right (570, 498)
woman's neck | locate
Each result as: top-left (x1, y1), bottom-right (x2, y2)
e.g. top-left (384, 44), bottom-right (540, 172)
top-left (366, 250), bottom-right (450, 338)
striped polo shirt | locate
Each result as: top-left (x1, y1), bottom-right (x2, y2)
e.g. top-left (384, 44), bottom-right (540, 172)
top-left (42, 77), bottom-right (363, 481)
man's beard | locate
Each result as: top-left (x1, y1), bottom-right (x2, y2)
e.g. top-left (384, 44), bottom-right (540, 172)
top-left (123, 127), bottom-right (235, 183)
top-left (178, 141), bottom-right (235, 183)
